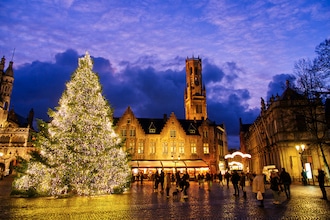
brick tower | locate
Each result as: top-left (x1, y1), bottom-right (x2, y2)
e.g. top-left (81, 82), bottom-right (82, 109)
top-left (184, 57), bottom-right (207, 120)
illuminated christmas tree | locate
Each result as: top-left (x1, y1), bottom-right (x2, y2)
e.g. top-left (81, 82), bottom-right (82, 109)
top-left (14, 52), bottom-right (131, 196)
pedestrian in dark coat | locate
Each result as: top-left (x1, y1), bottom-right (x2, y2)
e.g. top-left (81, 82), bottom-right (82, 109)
top-left (317, 169), bottom-right (328, 200)
top-left (154, 171), bottom-right (160, 192)
top-left (159, 170), bottom-right (165, 191)
top-left (164, 172), bottom-right (171, 198)
top-left (206, 172), bottom-right (212, 191)
top-left (180, 173), bottom-right (190, 198)
top-left (280, 168), bottom-right (291, 199)
top-left (231, 171), bottom-right (240, 196)
top-left (239, 172), bottom-right (246, 191)
top-left (270, 172), bottom-right (281, 204)
top-left (224, 171), bottom-right (231, 188)
top-left (218, 172), bottom-right (223, 186)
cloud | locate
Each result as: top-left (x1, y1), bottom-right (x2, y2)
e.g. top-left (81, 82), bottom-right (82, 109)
top-left (266, 73), bottom-right (296, 101)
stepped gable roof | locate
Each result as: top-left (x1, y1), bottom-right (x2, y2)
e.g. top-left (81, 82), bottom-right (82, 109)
top-left (136, 118), bottom-right (167, 134)
top-left (280, 87), bottom-right (304, 101)
top-left (178, 119), bottom-right (202, 135)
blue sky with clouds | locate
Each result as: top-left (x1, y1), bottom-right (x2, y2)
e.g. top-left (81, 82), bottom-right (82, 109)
top-left (1, 0), bottom-right (329, 149)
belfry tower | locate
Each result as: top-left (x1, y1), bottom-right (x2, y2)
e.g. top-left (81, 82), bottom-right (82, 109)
top-left (184, 57), bottom-right (207, 120)
top-left (0, 56), bottom-right (14, 126)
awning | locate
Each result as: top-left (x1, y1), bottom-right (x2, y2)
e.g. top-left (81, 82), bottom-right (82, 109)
top-left (129, 159), bottom-right (209, 169)
top-left (128, 161), bottom-right (139, 168)
top-left (136, 161), bottom-right (163, 168)
top-left (161, 160), bottom-right (186, 168)
top-left (184, 160), bottom-right (209, 168)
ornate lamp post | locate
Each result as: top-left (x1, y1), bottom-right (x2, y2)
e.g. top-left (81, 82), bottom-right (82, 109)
top-left (296, 144), bottom-right (307, 185)
top-left (171, 155), bottom-right (180, 172)
top-left (296, 144), bottom-right (305, 167)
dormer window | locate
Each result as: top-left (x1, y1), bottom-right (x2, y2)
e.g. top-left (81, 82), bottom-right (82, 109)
top-left (188, 123), bottom-right (197, 134)
top-left (149, 122), bottom-right (156, 133)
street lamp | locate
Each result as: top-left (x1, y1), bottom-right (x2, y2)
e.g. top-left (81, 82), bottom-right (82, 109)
top-left (295, 144), bottom-right (305, 167)
top-left (171, 155), bottom-right (180, 172)
top-left (296, 144), bottom-right (307, 185)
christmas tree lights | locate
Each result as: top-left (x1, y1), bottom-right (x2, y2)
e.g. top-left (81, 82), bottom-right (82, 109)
top-left (14, 52), bottom-right (131, 196)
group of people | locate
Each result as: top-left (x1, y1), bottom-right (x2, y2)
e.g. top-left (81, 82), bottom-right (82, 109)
top-left (252, 168), bottom-right (328, 207)
top-left (136, 167), bottom-right (328, 204)
top-left (252, 168), bottom-right (292, 207)
top-left (154, 170), bottom-right (190, 199)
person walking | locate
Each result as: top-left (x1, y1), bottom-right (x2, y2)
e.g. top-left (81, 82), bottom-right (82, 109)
top-left (231, 171), bottom-right (240, 196)
top-left (164, 172), bottom-right (172, 198)
top-left (206, 172), bottom-right (212, 191)
top-left (240, 172), bottom-right (246, 198)
top-left (180, 172), bottom-right (190, 198)
top-left (224, 171), bottom-right (231, 188)
top-left (218, 172), bottom-right (224, 186)
top-left (280, 168), bottom-right (291, 199)
top-left (301, 170), bottom-right (308, 185)
top-left (317, 169), bottom-right (328, 200)
top-left (159, 170), bottom-right (165, 192)
top-left (252, 171), bottom-right (265, 208)
top-left (270, 171), bottom-right (281, 204)
top-left (140, 171), bottom-right (144, 185)
top-left (198, 173), bottom-right (204, 188)
top-left (239, 172), bottom-right (246, 191)
top-left (154, 171), bottom-right (160, 192)
top-left (175, 171), bottom-right (181, 189)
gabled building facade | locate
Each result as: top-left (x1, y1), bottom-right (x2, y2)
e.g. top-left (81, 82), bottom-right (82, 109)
top-left (0, 57), bottom-right (35, 177)
top-left (240, 81), bottom-right (330, 183)
top-left (114, 57), bottom-right (228, 178)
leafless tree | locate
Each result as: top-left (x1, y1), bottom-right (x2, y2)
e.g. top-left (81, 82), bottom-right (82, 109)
top-left (294, 39), bottom-right (330, 179)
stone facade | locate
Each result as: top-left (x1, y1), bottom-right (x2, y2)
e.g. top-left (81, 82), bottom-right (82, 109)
top-left (240, 82), bottom-right (330, 183)
top-left (0, 57), bottom-right (35, 177)
top-left (114, 57), bottom-right (228, 176)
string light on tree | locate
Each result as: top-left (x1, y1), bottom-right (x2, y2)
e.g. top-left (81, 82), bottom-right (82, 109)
top-left (14, 52), bottom-right (131, 196)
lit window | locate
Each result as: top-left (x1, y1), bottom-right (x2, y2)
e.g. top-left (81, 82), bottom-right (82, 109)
top-left (179, 142), bottom-right (184, 154)
top-left (162, 142), bottom-right (168, 154)
top-left (150, 142), bottom-right (156, 154)
top-left (138, 142), bottom-right (144, 154)
top-left (121, 129), bottom-right (126, 137)
top-left (191, 143), bottom-right (197, 154)
top-left (129, 141), bottom-right (135, 154)
top-left (130, 129), bottom-right (136, 137)
top-left (170, 143), bottom-right (176, 154)
top-left (203, 143), bottom-right (209, 154)
top-left (203, 130), bottom-right (208, 138)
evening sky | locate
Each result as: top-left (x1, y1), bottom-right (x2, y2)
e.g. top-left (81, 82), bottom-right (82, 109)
top-left (1, 0), bottom-right (329, 148)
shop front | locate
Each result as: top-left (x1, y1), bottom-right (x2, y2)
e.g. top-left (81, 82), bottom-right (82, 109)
top-left (129, 159), bottom-right (209, 181)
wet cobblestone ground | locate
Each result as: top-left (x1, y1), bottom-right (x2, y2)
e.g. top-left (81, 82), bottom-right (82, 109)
top-left (0, 176), bottom-right (329, 219)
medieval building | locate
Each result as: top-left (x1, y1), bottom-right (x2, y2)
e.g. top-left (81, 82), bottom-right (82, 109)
top-left (0, 56), bottom-right (35, 178)
top-left (114, 57), bottom-right (228, 178)
top-left (240, 81), bottom-right (330, 183)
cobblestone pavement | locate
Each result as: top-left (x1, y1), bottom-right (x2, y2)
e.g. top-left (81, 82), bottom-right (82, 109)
top-left (0, 176), bottom-right (329, 219)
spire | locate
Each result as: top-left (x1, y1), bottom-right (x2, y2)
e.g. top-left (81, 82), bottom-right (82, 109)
top-left (5, 61), bottom-right (14, 77)
top-left (0, 56), bottom-right (5, 72)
